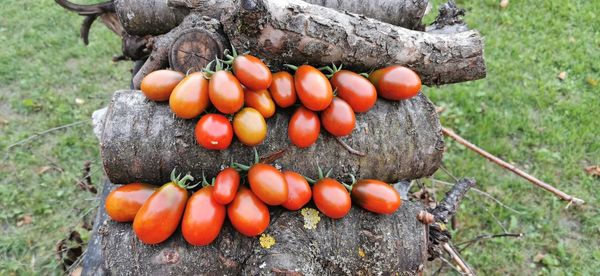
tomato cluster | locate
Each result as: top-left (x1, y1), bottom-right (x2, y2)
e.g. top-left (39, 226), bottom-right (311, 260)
top-left (140, 48), bottom-right (422, 150)
top-left (106, 160), bottom-right (402, 245)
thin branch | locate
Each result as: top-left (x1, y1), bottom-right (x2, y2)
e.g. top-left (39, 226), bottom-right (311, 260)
top-left (430, 178), bottom-right (523, 214)
top-left (437, 256), bottom-right (466, 275)
top-left (4, 121), bottom-right (86, 157)
top-left (335, 136), bottom-right (366, 156)
top-left (443, 243), bottom-right (475, 276)
top-left (442, 127), bottom-right (585, 206)
top-left (458, 233), bottom-right (523, 252)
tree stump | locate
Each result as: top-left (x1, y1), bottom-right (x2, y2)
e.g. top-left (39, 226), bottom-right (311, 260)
top-left (83, 180), bottom-right (427, 275)
top-left (169, 28), bottom-right (228, 73)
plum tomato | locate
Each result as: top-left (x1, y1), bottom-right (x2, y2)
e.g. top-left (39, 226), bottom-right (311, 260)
top-left (181, 186), bottom-right (226, 246)
top-left (312, 178), bottom-right (351, 219)
top-left (169, 72), bottom-right (210, 119)
top-left (331, 70), bottom-right (377, 113)
top-left (244, 88), bottom-right (276, 118)
top-left (233, 107), bottom-right (267, 146)
top-left (195, 114), bottom-right (233, 150)
top-left (281, 171), bottom-right (312, 211)
top-left (248, 163), bottom-right (288, 206)
top-left (269, 71), bottom-right (296, 108)
top-left (212, 167), bottom-right (240, 205)
top-left (294, 65), bottom-right (333, 111)
top-left (232, 54), bottom-right (272, 91)
top-left (350, 179), bottom-right (401, 214)
top-left (227, 187), bottom-right (270, 237)
top-left (208, 70), bottom-right (244, 114)
top-left (288, 106), bottom-right (320, 148)
top-left (376, 65), bottom-right (421, 100)
top-left (320, 97), bottom-right (356, 137)
top-left (105, 183), bottom-right (156, 222)
top-left (140, 70), bottom-right (184, 101)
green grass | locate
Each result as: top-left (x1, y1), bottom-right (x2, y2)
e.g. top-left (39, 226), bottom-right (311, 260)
top-left (0, 0), bottom-right (598, 274)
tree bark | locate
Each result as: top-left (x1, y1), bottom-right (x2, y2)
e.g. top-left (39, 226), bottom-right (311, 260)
top-left (98, 90), bottom-right (443, 185)
top-left (83, 180), bottom-right (427, 275)
top-left (113, 0), bottom-right (428, 36)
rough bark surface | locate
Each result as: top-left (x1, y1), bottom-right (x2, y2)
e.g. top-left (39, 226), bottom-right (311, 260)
top-left (113, 0), bottom-right (428, 35)
top-left (83, 180), bottom-right (427, 275)
top-left (131, 15), bottom-right (226, 91)
top-left (99, 90), bottom-right (443, 185)
top-left (165, 0), bottom-right (485, 86)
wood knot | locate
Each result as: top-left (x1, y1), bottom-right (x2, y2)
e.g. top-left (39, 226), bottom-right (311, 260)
top-left (417, 211), bottom-right (435, 225)
top-left (159, 248), bottom-right (180, 264)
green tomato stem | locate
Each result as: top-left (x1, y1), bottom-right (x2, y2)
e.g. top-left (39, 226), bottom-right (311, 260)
top-left (283, 64), bottom-right (298, 71)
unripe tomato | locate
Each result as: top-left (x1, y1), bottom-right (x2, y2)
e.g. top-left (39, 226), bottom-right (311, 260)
top-left (181, 186), bottom-right (226, 246)
top-left (195, 114), bottom-right (233, 150)
top-left (133, 182), bottom-right (188, 244)
top-left (208, 70), bottom-right (244, 114)
top-left (281, 171), bottom-right (312, 211)
top-left (105, 183), bottom-right (156, 222)
top-left (227, 187), bottom-right (270, 237)
top-left (312, 178), bottom-right (351, 219)
top-left (244, 88), bottom-right (276, 118)
top-left (368, 68), bottom-right (388, 90)
top-left (288, 106), bottom-right (320, 148)
top-left (269, 72), bottom-right (296, 108)
top-left (351, 179), bottom-right (401, 214)
top-left (294, 65), bottom-right (333, 111)
top-left (320, 97), bottom-right (356, 137)
top-left (248, 163), bottom-right (288, 205)
top-left (377, 65), bottom-right (421, 100)
top-left (212, 167), bottom-right (240, 205)
top-left (331, 70), bottom-right (377, 113)
top-left (233, 107), bottom-right (267, 146)
top-left (232, 55), bottom-right (272, 91)
top-left (169, 72), bottom-right (210, 119)
top-left (140, 70), bottom-right (184, 101)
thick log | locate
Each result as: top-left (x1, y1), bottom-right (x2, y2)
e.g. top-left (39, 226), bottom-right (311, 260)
top-left (99, 90), bottom-right (443, 185)
top-left (113, 0), bottom-right (428, 36)
top-left (83, 180), bottom-right (427, 275)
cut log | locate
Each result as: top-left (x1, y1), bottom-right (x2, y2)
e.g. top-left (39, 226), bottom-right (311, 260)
top-left (113, 0), bottom-right (428, 36)
top-left (83, 180), bottom-right (427, 275)
top-left (99, 90), bottom-right (443, 185)
top-left (131, 16), bottom-right (228, 93)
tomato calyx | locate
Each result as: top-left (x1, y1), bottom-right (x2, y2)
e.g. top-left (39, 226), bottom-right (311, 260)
top-left (318, 62), bottom-right (344, 79)
top-left (221, 46), bottom-right (250, 65)
top-left (232, 148), bottom-right (261, 172)
top-left (170, 169), bottom-right (198, 190)
top-left (283, 64), bottom-right (299, 71)
top-left (304, 164), bottom-right (333, 184)
top-left (200, 172), bottom-right (216, 188)
top-left (202, 57), bottom-right (229, 78)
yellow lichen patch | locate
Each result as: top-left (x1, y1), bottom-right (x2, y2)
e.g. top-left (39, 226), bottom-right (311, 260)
top-left (301, 208), bottom-right (321, 230)
top-left (259, 234), bottom-right (276, 249)
top-left (358, 247), bottom-right (366, 258)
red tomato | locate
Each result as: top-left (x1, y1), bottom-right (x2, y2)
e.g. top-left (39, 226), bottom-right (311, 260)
top-left (288, 106), bottom-right (320, 148)
top-left (169, 72), bottom-right (210, 119)
top-left (368, 68), bottom-right (388, 91)
top-left (294, 65), bottom-right (333, 111)
top-left (331, 70), bottom-right (377, 113)
top-left (232, 55), bottom-right (272, 91)
top-left (195, 114), bottom-right (233, 150)
top-left (105, 183), bottom-right (156, 222)
top-left (133, 181), bottom-right (189, 244)
top-left (281, 171), bottom-right (312, 211)
top-left (208, 70), bottom-right (244, 114)
top-left (233, 107), bottom-right (267, 146)
top-left (227, 187), bottom-right (270, 237)
top-left (351, 179), bottom-right (401, 214)
top-left (181, 186), bottom-right (226, 246)
top-left (212, 167), bottom-right (240, 205)
top-left (320, 97), bottom-right (356, 137)
top-left (377, 65), bottom-right (421, 100)
top-left (312, 178), bottom-right (351, 219)
top-left (140, 70), bottom-right (184, 101)
top-left (248, 163), bottom-right (288, 205)
top-left (244, 88), bottom-right (276, 118)
top-left (269, 71), bottom-right (296, 108)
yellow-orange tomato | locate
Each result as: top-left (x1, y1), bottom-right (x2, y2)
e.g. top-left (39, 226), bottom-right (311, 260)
top-left (169, 72), bottom-right (210, 119)
top-left (140, 70), bottom-right (184, 101)
top-left (105, 183), bottom-right (156, 222)
top-left (233, 107), bottom-right (267, 146)
top-left (244, 88), bottom-right (276, 118)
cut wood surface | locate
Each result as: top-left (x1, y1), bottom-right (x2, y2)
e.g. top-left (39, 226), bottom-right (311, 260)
top-left (83, 180), bottom-right (427, 275)
top-left (99, 90), bottom-right (443, 185)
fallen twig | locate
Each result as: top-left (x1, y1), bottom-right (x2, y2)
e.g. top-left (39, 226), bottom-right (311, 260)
top-left (442, 127), bottom-right (585, 206)
top-left (457, 233), bottom-right (523, 252)
top-left (4, 121), bottom-right (86, 159)
top-left (443, 242), bottom-right (475, 275)
top-left (335, 136), bottom-right (366, 156)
